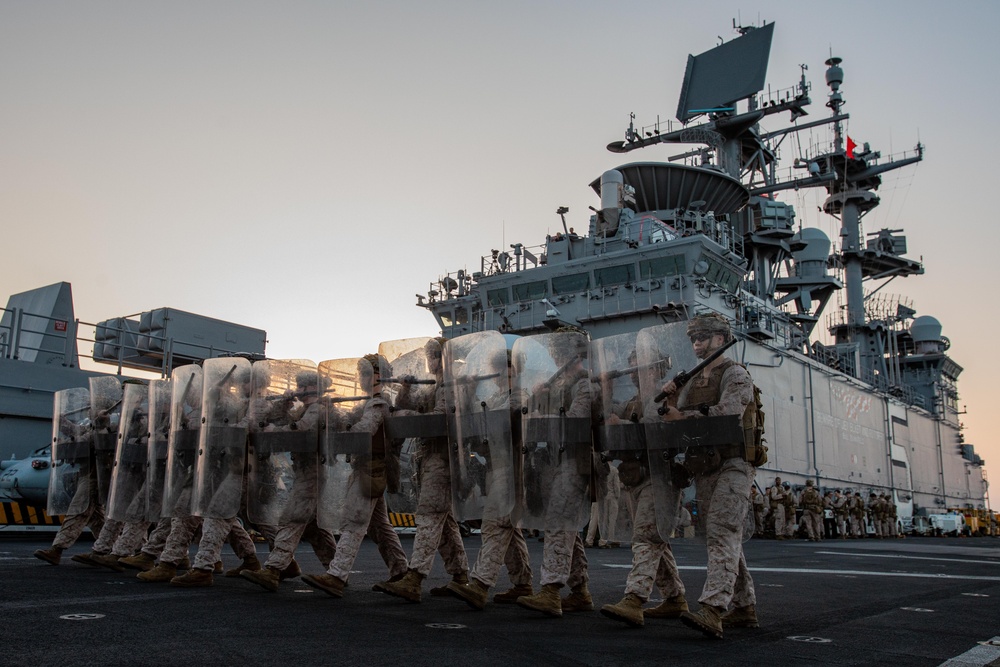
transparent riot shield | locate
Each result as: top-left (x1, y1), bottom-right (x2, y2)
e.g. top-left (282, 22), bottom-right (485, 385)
top-left (514, 332), bottom-right (592, 532)
top-left (192, 357), bottom-right (251, 519)
top-left (591, 331), bottom-right (645, 544)
top-left (445, 331), bottom-right (514, 522)
top-left (107, 382), bottom-right (150, 522)
top-left (143, 378), bottom-right (172, 522)
top-left (636, 322), bottom-right (695, 540)
top-left (246, 359), bottom-right (321, 527)
top-left (316, 357), bottom-right (375, 533)
top-left (379, 337), bottom-right (446, 437)
top-left (379, 337), bottom-right (447, 514)
top-left (162, 365), bottom-right (202, 518)
top-left (47, 387), bottom-right (93, 516)
top-left (89, 376), bottom-right (123, 506)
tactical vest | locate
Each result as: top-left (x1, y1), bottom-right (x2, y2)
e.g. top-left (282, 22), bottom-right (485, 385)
top-left (802, 487), bottom-right (823, 512)
top-left (677, 359), bottom-right (766, 471)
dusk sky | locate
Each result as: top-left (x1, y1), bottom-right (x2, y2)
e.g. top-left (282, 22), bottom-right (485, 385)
top-left (2, 1), bottom-right (998, 488)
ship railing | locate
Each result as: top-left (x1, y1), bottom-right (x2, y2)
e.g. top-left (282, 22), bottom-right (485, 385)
top-left (479, 243), bottom-right (548, 278)
top-left (0, 304), bottom-right (80, 365)
top-left (0, 303), bottom-right (238, 378)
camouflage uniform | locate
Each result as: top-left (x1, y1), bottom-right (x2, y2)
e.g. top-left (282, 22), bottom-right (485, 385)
top-left (324, 394), bottom-right (407, 583)
top-left (766, 480), bottom-right (785, 538)
top-left (51, 472), bottom-right (106, 550)
top-left (868, 494), bottom-right (883, 538)
top-left (398, 375), bottom-right (469, 581)
top-left (832, 491), bottom-right (849, 538)
top-left (623, 480), bottom-right (685, 601)
top-left (800, 482), bottom-right (823, 541)
top-left (663, 319), bottom-right (756, 627)
top-left (261, 400), bottom-right (337, 571)
top-left (538, 372), bottom-right (591, 589)
top-left (850, 493), bottom-right (864, 537)
top-left (751, 487), bottom-right (766, 536)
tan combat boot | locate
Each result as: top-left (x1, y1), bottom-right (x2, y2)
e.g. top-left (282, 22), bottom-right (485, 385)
top-left (71, 551), bottom-right (100, 567)
top-left (600, 593), bottom-right (645, 627)
top-left (119, 552), bottom-right (156, 572)
top-left (380, 569), bottom-right (425, 603)
top-left (33, 546), bottom-right (64, 566)
top-left (447, 577), bottom-right (490, 610)
top-left (301, 573), bottom-right (346, 598)
top-left (561, 583), bottom-right (594, 612)
top-left (136, 562), bottom-right (178, 583)
top-left (721, 604), bottom-right (759, 628)
top-left (643, 594), bottom-right (689, 619)
top-left (371, 571), bottom-right (405, 593)
top-left (279, 559), bottom-right (301, 581)
top-left (680, 604), bottom-right (725, 639)
top-left (241, 566), bottom-right (282, 592)
top-left (516, 583), bottom-right (563, 617)
top-left (225, 554), bottom-right (260, 577)
top-left (176, 556), bottom-right (191, 570)
top-left (430, 572), bottom-right (468, 596)
top-left (170, 567), bottom-right (214, 587)
top-left (493, 584), bottom-right (533, 604)
top-left (91, 553), bottom-right (125, 572)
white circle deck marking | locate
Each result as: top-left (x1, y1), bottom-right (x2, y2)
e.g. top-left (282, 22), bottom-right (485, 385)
top-left (426, 623), bottom-right (467, 630)
top-left (900, 607), bottom-right (934, 612)
top-left (60, 613), bottom-right (105, 621)
top-left (963, 593), bottom-right (989, 597)
top-left (787, 636), bottom-right (831, 643)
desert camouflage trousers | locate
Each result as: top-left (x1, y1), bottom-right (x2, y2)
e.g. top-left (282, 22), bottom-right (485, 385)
top-left (624, 481), bottom-right (685, 601)
top-left (326, 494), bottom-right (406, 582)
top-left (92, 518), bottom-right (124, 555)
top-left (408, 451), bottom-right (468, 577)
top-left (803, 509), bottom-right (824, 540)
top-left (469, 515), bottom-right (532, 588)
top-left (52, 503), bottom-right (106, 550)
top-left (694, 457), bottom-right (756, 610)
top-left (139, 518), bottom-right (173, 557)
top-left (192, 516), bottom-right (257, 571)
top-left (538, 463), bottom-right (589, 588)
top-left (110, 520), bottom-right (151, 557)
top-left (265, 519), bottom-right (337, 571)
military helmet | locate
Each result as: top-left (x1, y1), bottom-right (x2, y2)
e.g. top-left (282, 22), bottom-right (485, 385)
top-left (686, 313), bottom-right (731, 338)
top-left (782, 482), bottom-right (790, 489)
top-left (805, 479), bottom-right (814, 487)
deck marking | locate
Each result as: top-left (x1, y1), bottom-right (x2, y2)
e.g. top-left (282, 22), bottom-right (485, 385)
top-left (817, 551), bottom-right (1000, 566)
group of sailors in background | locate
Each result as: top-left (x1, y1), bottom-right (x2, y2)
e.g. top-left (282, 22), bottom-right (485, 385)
top-left (33, 315), bottom-right (763, 639)
top-left (752, 477), bottom-right (901, 541)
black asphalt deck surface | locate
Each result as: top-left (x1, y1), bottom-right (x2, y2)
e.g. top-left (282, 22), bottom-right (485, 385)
top-left (2, 533), bottom-right (999, 667)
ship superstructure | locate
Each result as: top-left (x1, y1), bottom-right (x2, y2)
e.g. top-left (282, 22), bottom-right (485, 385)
top-left (418, 22), bottom-right (988, 516)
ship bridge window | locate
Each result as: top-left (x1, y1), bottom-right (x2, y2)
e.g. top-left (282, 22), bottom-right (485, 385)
top-left (699, 255), bottom-right (741, 292)
top-left (639, 255), bottom-right (686, 280)
top-left (487, 288), bottom-right (509, 307)
top-left (594, 264), bottom-right (636, 287)
top-left (552, 273), bottom-right (590, 295)
top-left (513, 280), bottom-right (547, 302)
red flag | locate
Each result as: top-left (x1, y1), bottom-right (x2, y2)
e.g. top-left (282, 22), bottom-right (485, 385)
top-left (846, 136), bottom-right (857, 159)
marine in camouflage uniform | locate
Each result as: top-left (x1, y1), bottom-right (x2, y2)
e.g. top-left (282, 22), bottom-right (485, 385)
top-left (660, 314), bottom-right (758, 639)
top-left (832, 490), bottom-right (849, 539)
top-left (380, 340), bottom-right (470, 602)
top-left (242, 371), bottom-right (338, 592)
top-left (446, 351), bottom-right (535, 610)
top-left (599, 353), bottom-right (687, 628)
top-left (515, 334), bottom-right (593, 618)
top-left (849, 492), bottom-right (864, 537)
top-left (800, 480), bottom-right (824, 542)
top-left (301, 356), bottom-right (408, 599)
top-left (751, 486), bottom-right (766, 537)
top-left (766, 477), bottom-right (786, 539)
top-left (34, 406), bottom-right (107, 566)
top-left (868, 493), bottom-right (883, 538)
